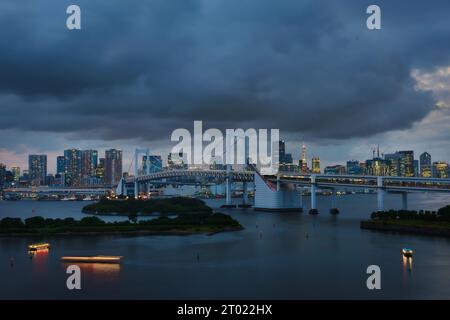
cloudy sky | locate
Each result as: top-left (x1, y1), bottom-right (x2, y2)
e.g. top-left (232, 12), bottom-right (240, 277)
top-left (1, 0), bottom-right (450, 172)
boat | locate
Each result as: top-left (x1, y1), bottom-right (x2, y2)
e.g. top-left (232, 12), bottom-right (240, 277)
top-left (28, 243), bottom-right (50, 251)
top-left (61, 256), bottom-right (123, 264)
top-left (402, 248), bottom-right (413, 258)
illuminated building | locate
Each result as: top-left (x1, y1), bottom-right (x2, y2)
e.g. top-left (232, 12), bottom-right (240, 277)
top-left (64, 149), bottom-right (82, 186)
top-left (279, 163), bottom-right (299, 173)
top-left (28, 154), bottom-right (47, 186)
top-left (397, 150), bottom-right (414, 177)
top-left (95, 158), bottom-right (105, 181)
top-left (11, 166), bottom-right (20, 182)
top-left (384, 153), bottom-right (401, 176)
top-left (324, 165), bottom-right (346, 175)
top-left (311, 157), bottom-right (320, 174)
top-left (346, 160), bottom-right (362, 175)
top-left (81, 150), bottom-right (98, 178)
top-left (56, 156), bottom-right (65, 174)
top-left (299, 143), bottom-right (308, 174)
top-left (420, 152), bottom-right (432, 177)
top-left (168, 152), bottom-right (187, 169)
top-left (365, 157), bottom-right (389, 176)
top-left (105, 149), bottom-right (123, 186)
top-left (432, 161), bottom-right (448, 178)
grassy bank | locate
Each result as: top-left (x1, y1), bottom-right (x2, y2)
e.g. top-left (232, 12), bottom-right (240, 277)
top-left (82, 197), bottom-right (212, 216)
top-left (360, 205), bottom-right (450, 237)
top-left (0, 212), bottom-right (243, 236)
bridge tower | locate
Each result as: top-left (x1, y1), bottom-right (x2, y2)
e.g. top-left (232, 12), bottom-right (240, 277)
top-left (133, 148), bottom-right (150, 199)
top-left (309, 174), bottom-right (318, 214)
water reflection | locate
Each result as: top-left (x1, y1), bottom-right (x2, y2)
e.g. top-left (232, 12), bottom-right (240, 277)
top-left (402, 255), bottom-right (413, 272)
top-left (61, 263), bottom-right (121, 279)
top-left (29, 249), bottom-right (49, 270)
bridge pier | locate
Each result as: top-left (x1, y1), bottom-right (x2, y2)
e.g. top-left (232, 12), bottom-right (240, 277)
top-left (330, 188), bottom-right (339, 214)
top-left (238, 182), bottom-right (252, 208)
top-left (309, 175), bottom-right (318, 215)
top-left (221, 165), bottom-right (236, 208)
top-left (377, 176), bottom-right (384, 212)
top-left (401, 192), bottom-right (408, 210)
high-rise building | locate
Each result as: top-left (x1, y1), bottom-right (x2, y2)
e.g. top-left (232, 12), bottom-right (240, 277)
top-left (324, 165), bottom-right (346, 175)
top-left (168, 152), bottom-right (187, 169)
top-left (64, 149), bottom-right (82, 186)
top-left (277, 140), bottom-right (290, 164)
top-left (11, 166), bottom-right (20, 182)
top-left (413, 160), bottom-right (419, 177)
top-left (0, 163), bottom-right (6, 188)
top-left (420, 152), bottom-right (432, 177)
top-left (365, 157), bottom-right (389, 176)
top-left (28, 155), bottom-right (47, 186)
top-left (142, 155), bottom-right (163, 173)
top-left (384, 153), bottom-right (402, 176)
top-left (105, 149), bottom-right (122, 186)
top-left (300, 143), bottom-right (308, 174)
top-left (95, 158), bottom-right (106, 182)
top-left (346, 160), bottom-right (362, 175)
top-left (56, 156), bottom-right (65, 174)
top-left (311, 157), bottom-right (320, 174)
top-left (397, 150), bottom-right (414, 177)
top-left (81, 150), bottom-right (98, 178)
top-left (432, 161), bottom-right (448, 178)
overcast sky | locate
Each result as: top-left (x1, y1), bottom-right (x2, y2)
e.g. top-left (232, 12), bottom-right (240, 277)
top-left (1, 0), bottom-right (450, 173)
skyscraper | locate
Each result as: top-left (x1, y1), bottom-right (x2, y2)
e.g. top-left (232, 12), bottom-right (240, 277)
top-left (28, 155), bottom-right (47, 186)
top-left (300, 143), bottom-right (308, 174)
top-left (278, 140), bottom-right (286, 159)
top-left (81, 150), bottom-right (98, 178)
top-left (11, 166), bottom-right (20, 182)
top-left (105, 149), bottom-right (122, 186)
top-left (56, 156), bottom-right (65, 174)
top-left (432, 161), bottom-right (448, 178)
top-left (365, 157), bottom-right (389, 176)
top-left (420, 152), bottom-right (432, 177)
top-left (64, 149), bottom-right (82, 186)
top-left (346, 160), bottom-right (362, 175)
top-left (0, 163), bottom-right (6, 188)
top-left (311, 157), bottom-right (320, 174)
top-left (384, 153), bottom-right (402, 176)
top-left (397, 150), bottom-right (414, 177)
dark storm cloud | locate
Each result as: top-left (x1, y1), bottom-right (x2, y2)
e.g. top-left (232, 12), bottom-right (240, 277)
top-left (0, 0), bottom-right (448, 145)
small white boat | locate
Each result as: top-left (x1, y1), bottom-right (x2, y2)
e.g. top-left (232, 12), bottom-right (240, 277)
top-left (402, 248), bottom-right (413, 258)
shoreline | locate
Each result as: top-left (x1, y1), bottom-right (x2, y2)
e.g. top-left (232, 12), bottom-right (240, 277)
top-left (360, 220), bottom-right (450, 238)
top-left (0, 226), bottom-right (244, 237)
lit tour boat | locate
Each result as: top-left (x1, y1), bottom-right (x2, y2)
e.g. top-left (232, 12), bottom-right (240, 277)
top-left (61, 256), bottom-right (123, 264)
top-left (402, 248), bottom-right (413, 258)
top-left (28, 243), bottom-right (50, 251)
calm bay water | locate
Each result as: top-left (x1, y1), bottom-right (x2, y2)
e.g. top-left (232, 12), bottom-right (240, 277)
top-left (0, 193), bottom-right (449, 299)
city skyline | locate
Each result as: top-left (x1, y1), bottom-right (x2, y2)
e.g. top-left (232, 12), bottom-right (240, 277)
top-left (2, 1), bottom-right (450, 173)
top-left (1, 143), bottom-right (449, 183)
